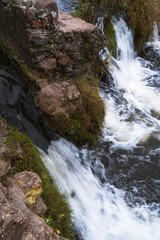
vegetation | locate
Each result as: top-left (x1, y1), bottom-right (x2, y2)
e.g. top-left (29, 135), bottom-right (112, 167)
top-left (73, 0), bottom-right (160, 50)
top-left (6, 128), bottom-right (75, 239)
top-left (0, 39), bottom-right (14, 62)
top-left (53, 74), bottom-right (105, 146)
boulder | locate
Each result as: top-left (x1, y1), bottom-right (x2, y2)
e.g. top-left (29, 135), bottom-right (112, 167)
top-left (1, 177), bottom-right (67, 240)
top-left (14, 172), bottom-right (43, 205)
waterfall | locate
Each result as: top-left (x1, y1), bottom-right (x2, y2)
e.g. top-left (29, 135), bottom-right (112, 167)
top-left (40, 18), bottom-right (160, 240)
top-left (101, 18), bottom-right (160, 147)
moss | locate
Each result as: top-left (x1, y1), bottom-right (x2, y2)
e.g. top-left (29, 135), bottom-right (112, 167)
top-left (53, 74), bottom-right (105, 146)
top-left (103, 15), bottom-right (117, 57)
top-left (6, 128), bottom-right (75, 239)
top-left (0, 39), bottom-right (14, 62)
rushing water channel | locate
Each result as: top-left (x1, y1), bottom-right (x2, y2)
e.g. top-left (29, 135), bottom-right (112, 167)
top-left (0, 3), bottom-right (160, 240)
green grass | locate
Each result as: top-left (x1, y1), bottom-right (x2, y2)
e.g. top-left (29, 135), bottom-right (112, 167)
top-left (103, 15), bottom-right (117, 57)
top-left (6, 128), bottom-right (75, 239)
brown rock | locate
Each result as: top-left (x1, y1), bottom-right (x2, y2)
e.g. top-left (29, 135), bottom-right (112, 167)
top-left (58, 53), bottom-right (70, 66)
top-left (35, 0), bottom-right (58, 20)
top-left (26, 8), bottom-right (35, 22)
top-left (14, 172), bottom-right (43, 205)
top-left (39, 58), bottom-right (57, 70)
top-left (37, 81), bottom-right (80, 117)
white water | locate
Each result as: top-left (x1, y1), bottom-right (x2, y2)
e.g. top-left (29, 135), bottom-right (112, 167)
top-left (41, 138), bottom-right (160, 240)
top-left (40, 18), bottom-right (160, 239)
top-left (101, 18), bottom-right (160, 147)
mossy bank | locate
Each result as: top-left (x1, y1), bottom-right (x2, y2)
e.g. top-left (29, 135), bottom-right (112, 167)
top-left (4, 126), bottom-right (75, 239)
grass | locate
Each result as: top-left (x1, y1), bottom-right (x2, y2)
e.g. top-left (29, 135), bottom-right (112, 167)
top-left (6, 127), bottom-right (75, 239)
top-left (103, 15), bottom-right (117, 57)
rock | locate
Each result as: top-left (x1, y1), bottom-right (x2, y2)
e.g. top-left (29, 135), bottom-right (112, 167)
top-left (26, 8), bottom-right (35, 23)
top-left (66, 84), bottom-right (80, 101)
top-left (0, 177), bottom-right (67, 240)
top-left (0, 184), bottom-right (28, 240)
top-left (29, 197), bottom-right (47, 216)
top-left (35, 0), bottom-right (58, 21)
top-left (37, 81), bottom-right (80, 116)
top-left (58, 53), bottom-right (70, 66)
top-left (0, 160), bottom-right (10, 178)
top-left (14, 172), bottom-right (43, 205)
top-left (38, 58), bottom-right (57, 70)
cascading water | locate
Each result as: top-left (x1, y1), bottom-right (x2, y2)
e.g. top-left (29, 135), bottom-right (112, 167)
top-left (40, 18), bottom-right (160, 240)
top-left (0, 6), bottom-right (160, 239)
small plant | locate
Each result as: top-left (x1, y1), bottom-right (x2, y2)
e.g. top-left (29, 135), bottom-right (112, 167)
top-left (0, 40), bottom-right (14, 62)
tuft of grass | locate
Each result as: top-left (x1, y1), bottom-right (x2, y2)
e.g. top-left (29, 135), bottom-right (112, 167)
top-left (6, 128), bottom-right (75, 239)
top-left (103, 15), bottom-right (117, 57)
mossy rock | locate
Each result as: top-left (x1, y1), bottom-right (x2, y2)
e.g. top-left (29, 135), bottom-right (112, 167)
top-left (5, 127), bottom-right (75, 239)
top-left (53, 74), bottom-right (105, 146)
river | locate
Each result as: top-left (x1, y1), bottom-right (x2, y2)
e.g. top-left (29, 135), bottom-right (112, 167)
top-left (0, 3), bottom-right (160, 240)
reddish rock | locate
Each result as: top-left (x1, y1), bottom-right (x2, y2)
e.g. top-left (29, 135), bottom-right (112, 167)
top-left (42, 17), bottom-right (48, 28)
top-left (32, 19), bottom-right (43, 29)
top-left (58, 53), bottom-right (70, 66)
top-left (39, 58), bottom-right (57, 70)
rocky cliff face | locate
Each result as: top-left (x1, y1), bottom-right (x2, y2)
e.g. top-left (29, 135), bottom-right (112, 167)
top-left (0, 0), bottom-right (107, 144)
top-left (0, 117), bottom-right (67, 240)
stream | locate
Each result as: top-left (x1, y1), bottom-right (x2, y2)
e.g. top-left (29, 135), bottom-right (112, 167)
top-left (0, 3), bottom-right (160, 240)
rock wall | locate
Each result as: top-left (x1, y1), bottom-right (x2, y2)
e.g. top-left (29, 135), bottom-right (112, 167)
top-left (0, 0), bottom-right (107, 144)
top-left (0, 117), bottom-right (67, 240)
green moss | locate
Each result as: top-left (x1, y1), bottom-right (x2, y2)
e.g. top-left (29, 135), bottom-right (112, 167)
top-left (103, 15), bottom-right (117, 57)
top-left (0, 40), bottom-right (14, 62)
top-left (6, 128), bottom-right (75, 239)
